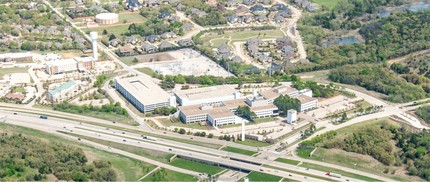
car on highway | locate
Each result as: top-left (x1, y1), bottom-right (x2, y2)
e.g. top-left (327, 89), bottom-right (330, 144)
top-left (190, 137), bottom-right (193, 140)
top-left (78, 138), bottom-right (81, 141)
top-left (122, 132), bottom-right (125, 134)
top-left (168, 148), bottom-right (172, 151)
top-left (288, 174), bottom-right (292, 177)
top-left (123, 139), bottom-right (126, 142)
top-left (39, 115), bottom-right (48, 119)
top-left (13, 113), bottom-right (17, 115)
top-left (259, 169), bottom-right (263, 172)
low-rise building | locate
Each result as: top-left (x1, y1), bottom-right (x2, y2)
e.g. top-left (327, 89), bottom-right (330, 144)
top-left (174, 85), bottom-right (241, 106)
top-left (47, 80), bottom-right (77, 102)
top-left (295, 94), bottom-right (317, 112)
top-left (0, 52), bottom-right (33, 62)
top-left (115, 75), bottom-right (176, 112)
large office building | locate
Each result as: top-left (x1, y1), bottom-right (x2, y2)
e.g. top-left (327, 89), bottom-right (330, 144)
top-left (256, 84), bottom-right (316, 112)
top-left (45, 58), bottom-right (78, 75)
top-left (295, 94), bottom-right (318, 112)
top-left (175, 85), bottom-right (242, 106)
top-left (115, 76), bottom-right (176, 113)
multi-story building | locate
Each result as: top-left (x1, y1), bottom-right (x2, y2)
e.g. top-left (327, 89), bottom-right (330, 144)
top-left (115, 75), bottom-right (176, 113)
top-left (175, 85), bottom-right (242, 106)
top-left (295, 95), bottom-right (318, 112)
top-left (45, 58), bottom-right (78, 75)
top-left (47, 80), bottom-right (77, 102)
top-left (75, 57), bottom-right (94, 71)
top-left (0, 52), bottom-right (33, 62)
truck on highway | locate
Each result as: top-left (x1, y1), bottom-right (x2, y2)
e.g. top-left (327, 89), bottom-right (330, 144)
top-left (326, 172), bottom-right (342, 178)
top-left (144, 136), bottom-right (158, 141)
top-left (39, 115), bottom-right (48, 119)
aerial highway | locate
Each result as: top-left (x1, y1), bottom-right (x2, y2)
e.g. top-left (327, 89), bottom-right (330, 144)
top-left (0, 109), bottom-right (394, 182)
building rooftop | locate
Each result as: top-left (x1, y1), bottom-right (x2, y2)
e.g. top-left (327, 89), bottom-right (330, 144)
top-left (116, 75), bottom-right (171, 105)
top-left (294, 94), bottom-right (317, 104)
top-left (259, 85), bottom-right (298, 100)
top-left (175, 85), bottom-right (237, 102)
top-left (48, 80), bottom-right (76, 96)
top-left (0, 52), bottom-right (32, 59)
top-left (47, 58), bottom-right (77, 66)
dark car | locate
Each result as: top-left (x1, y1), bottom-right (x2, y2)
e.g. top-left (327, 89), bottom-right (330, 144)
top-left (13, 113), bottom-right (17, 115)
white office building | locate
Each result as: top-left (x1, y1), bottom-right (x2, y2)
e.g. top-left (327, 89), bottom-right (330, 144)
top-left (45, 58), bottom-right (78, 75)
top-left (175, 85), bottom-right (242, 106)
top-left (115, 75), bottom-right (176, 113)
top-left (295, 95), bottom-right (318, 112)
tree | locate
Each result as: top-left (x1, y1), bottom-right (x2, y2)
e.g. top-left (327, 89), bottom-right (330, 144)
top-left (208, 133), bottom-right (214, 138)
top-left (274, 95), bottom-right (301, 113)
top-left (102, 29), bottom-right (108, 35)
top-left (236, 105), bottom-right (256, 121)
top-left (108, 34), bottom-right (116, 41)
top-left (178, 128), bottom-right (186, 134)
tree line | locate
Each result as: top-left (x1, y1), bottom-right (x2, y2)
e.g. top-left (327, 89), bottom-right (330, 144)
top-left (0, 133), bottom-right (117, 181)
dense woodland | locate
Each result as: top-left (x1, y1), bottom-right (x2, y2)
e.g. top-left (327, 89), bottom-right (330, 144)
top-left (328, 63), bottom-right (427, 103)
top-left (300, 121), bottom-right (430, 180)
top-left (293, 7), bottom-right (430, 73)
top-left (0, 133), bottom-right (116, 181)
top-left (416, 106), bottom-right (430, 124)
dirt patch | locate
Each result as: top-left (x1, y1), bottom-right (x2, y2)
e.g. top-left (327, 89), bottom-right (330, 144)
top-left (133, 52), bottom-right (175, 63)
top-left (83, 150), bottom-right (99, 164)
top-left (46, 174), bottom-right (58, 181)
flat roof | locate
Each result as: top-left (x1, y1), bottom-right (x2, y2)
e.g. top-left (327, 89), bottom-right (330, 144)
top-left (48, 58), bottom-right (77, 66)
top-left (175, 85), bottom-right (236, 101)
top-left (294, 94), bottom-right (317, 104)
top-left (116, 75), bottom-right (171, 105)
top-left (259, 85), bottom-right (298, 100)
top-left (0, 52), bottom-right (32, 59)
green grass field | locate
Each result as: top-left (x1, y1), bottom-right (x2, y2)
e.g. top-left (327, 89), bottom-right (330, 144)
top-left (141, 168), bottom-right (197, 181)
top-left (170, 158), bottom-right (224, 175)
top-left (201, 28), bottom-right (285, 48)
top-left (221, 146), bottom-right (257, 156)
top-left (275, 158), bottom-right (300, 165)
top-left (156, 118), bottom-right (212, 130)
top-left (245, 171), bottom-right (282, 182)
top-left (0, 67), bottom-right (28, 77)
top-left (0, 123), bottom-right (154, 181)
top-left (311, 0), bottom-right (343, 9)
top-left (235, 139), bottom-right (271, 147)
top-left (118, 13), bottom-right (146, 24)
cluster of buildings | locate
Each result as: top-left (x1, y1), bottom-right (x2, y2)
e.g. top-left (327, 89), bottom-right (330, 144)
top-left (226, 3), bottom-right (292, 24)
top-left (216, 44), bottom-right (243, 63)
top-left (0, 52), bottom-right (33, 64)
top-left (115, 74), bottom-right (318, 127)
top-left (246, 36), bottom-right (296, 63)
top-left (114, 38), bottom-right (194, 57)
top-left (291, 0), bottom-right (320, 12)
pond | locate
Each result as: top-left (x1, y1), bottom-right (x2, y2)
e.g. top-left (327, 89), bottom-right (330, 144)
top-left (378, 1), bottom-right (430, 17)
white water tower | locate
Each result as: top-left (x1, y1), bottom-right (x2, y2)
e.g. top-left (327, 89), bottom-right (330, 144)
top-left (90, 32), bottom-right (98, 60)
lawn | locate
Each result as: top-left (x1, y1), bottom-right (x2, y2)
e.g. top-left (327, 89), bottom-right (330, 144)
top-left (253, 117), bottom-right (277, 124)
top-left (235, 139), bottom-right (271, 147)
top-left (141, 168), bottom-right (197, 181)
top-left (157, 118), bottom-right (213, 130)
top-left (12, 87), bottom-right (25, 93)
top-left (84, 24), bottom-right (136, 40)
top-left (137, 67), bottom-right (157, 77)
top-left (118, 13), bottom-right (146, 24)
top-left (170, 158), bottom-right (224, 175)
top-left (311, 0), bottom-right (343, 9)
top-left (0, 67), bottom-right (28, 77)
top-left (296, 148), bottom-right (314, 158)
top-left (296, 70), bottom-right (331, 83)
top-left (0, 123), bottom-right (155, 181)
top-left (201, 28), bottom-right (285, 48)
top-left (222, 146), bottom-right (257, 156)
top-left (275, 158), bottom-right (300, 165)
top-left (245, 171), bottom-right (282, 182)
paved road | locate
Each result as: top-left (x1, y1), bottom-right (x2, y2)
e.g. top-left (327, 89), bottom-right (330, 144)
top-left (2, 111), bottom-right (332, 182)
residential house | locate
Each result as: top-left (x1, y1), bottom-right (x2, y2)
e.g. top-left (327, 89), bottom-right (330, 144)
top-left (177, 39), bottom-right (194, 47)
top-left (250, 4), bottom-right (266, 15)
top-left (159, 41), bottom-right (176, 50)
top-left (109, 39), bottom-right (122, 47)
top-left (160, 32), bottom-right (177, 39)
top-left (117, 46), bottom-right (134, 56)
top-left (142, 43), bottom-right (158, 53)
top-left (145, 34), bottom-right (161, 43)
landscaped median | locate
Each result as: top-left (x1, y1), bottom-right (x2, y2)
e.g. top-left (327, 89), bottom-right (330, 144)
top-left (221, 146), bottom-right (257, 156)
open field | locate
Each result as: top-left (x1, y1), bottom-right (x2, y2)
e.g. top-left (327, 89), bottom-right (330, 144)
top-left (296, 118), bottom-right (419, 181)
top-left (0, 123), bottom-right (155, 181)
top-left (118, 13), bottom-right (146, 24)
top-left (221, 146), bottom-right (257, 156)
top-left (200, 28), bottom-right (285, 48)
top-left (170, 158), bottom-right (224, 175)
top-left (296, 70), bottom-right (331, 83)
top-left (311, 0), bottom-right (343, 9)
top-left (133, 52), bottom-right (176, 63)
top-left (156, 118), bottom-right (214, 130)
top-left (245, 171), bottom-right (282, 182)
top-left (141, 167), bottom-right (198, 181)
top-left (0, 67), bottom-right (28, 77)
top-left (253, 117), bottom-right (277, 124)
